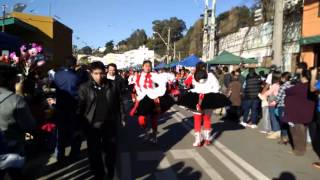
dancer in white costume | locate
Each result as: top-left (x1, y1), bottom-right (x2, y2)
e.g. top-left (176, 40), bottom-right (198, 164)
top-left (129, 60), bottom-right (173, 144)
top-left (179, 63), bottom-right (230, 147)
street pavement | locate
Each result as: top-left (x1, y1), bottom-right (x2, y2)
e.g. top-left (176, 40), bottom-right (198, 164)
top-left (31, 105), bottom-right (320, 180)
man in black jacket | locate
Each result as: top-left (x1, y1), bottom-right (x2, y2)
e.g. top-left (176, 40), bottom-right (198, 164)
top-left (78, 62), bottom-right (121, 180)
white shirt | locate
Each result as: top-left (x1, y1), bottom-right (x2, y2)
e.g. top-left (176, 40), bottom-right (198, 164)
top-left (265, 73), bottom-right (272, 85)
top-left (107, 74), bottom-right (116, 80)
top-left (134, 72), bottom-right (167, 100)
top-left (191, 73), bottom-right (220, 94)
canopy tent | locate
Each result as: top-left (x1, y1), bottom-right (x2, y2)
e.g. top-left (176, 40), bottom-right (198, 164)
top-left (241, 67), bottom-right (270, 78)
top-left (180, 55), bottom-right (202, 67)
top-left (168, 60), bottom-right (180, 68)
top-left (154, 62), bottom-right (167, 69)
top-left (245, 57), bottom-right (258, 64)
top-left (207, 51), bottom-right (258, 65)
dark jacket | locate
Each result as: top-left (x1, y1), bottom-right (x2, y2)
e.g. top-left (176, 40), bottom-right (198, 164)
top-left (0, 87), bottom-right (35, 154)
top-left (283, 83), bottom-right (315, 124)
top-left (78, 78), bottom-right (121, 128)
top-left (54, 68), bottom-right (79, 110)
top-left (114, 75), bottom-right (127, 95)
top-left (243, 74), bottom-right (262, 100)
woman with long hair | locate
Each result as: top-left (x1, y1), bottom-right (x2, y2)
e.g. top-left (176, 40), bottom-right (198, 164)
top-left (179, 62), bottom-right (230, 147)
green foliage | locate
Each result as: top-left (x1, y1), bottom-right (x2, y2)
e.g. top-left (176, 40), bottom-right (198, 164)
top-left (216, 6), bottom-right (254, 37)
top-left (104, 40), bottom-right (114, 54)
top-left (150, 17), bottom-right (187, 56)
top-left (175, 19), bottom-right (203, 59)
top-left (116, 29), bottom-right (148, 52)
top-left (79, 46), bottom-right (92, 55)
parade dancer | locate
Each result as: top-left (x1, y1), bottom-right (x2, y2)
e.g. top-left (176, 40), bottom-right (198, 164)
top-left (129, 60), bottom-right (170, 144)
top-left (179, 63), bottom-right (230, 147)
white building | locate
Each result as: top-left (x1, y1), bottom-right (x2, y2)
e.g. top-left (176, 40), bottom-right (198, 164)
top-left (80, 45), bottom-right (155, 69)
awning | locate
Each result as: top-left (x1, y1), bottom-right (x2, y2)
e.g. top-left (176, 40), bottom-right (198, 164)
top-left (168, 60), bottom-right (179, 67)
top-left (300, 35), bottom-right (320, 45)
top-left (0, 17), bottom-right (39, 32)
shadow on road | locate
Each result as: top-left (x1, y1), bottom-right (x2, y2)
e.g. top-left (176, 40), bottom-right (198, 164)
top-left (212, 121), bottom-right (245, 141)
top-left (272, 171), bottom-right (296, 180)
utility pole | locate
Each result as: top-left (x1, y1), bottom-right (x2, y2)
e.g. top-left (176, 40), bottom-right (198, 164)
top-left (202, 0), bottom-right (216, 61)
top-left (272, 0), bottom-right (284, 68)
top-left (2, 5), bottom-right (7, 32)
top-left (49, 3), bottom-right (52, 16)
top-left (167, 27), bottom-right (171, 64)
top-left (208, 0), bottom-right (216, 61)
top-left (202, 0), bottom-right (209, 61)
top-left (173, 42), bottom-right (176, 60)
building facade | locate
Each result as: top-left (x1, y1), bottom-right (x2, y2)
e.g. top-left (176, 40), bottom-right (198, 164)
top-left (84, 45), bottom-right (155, 69)
top-left (217, 15), bottom-right (301, 71)
top-left (0, 12), bottom-right (73, 68)
top-left (300, 0), bottom-right (320, 67)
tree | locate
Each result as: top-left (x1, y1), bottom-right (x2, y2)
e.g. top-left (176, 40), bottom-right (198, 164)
top-left (79, 46), bottom-right (92, 55)
top-left (150, 17), bottom-right (187, 56)
top-left (72, 45), bottom-right (78, 56)
top-left (253, 0), bottom-right (274, 23)
top-left (126, 29), bottom-right (148, 50)
top-left (216, 6), bottom-right (253, 37)
top-left (104, 40), bottom-right (114, 54)
top-left (175, 19), bottom-right (204, 59)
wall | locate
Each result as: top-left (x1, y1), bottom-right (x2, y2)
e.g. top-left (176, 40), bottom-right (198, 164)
top-left (217, 15), bottom-right (301, 71)
top-left (301, 45), bottom-right (315, 67)
top-left (302, 0), bottom-right (320, 38)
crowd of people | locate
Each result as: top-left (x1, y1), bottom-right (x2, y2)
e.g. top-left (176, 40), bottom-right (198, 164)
top-left (1, 53), bottom-right (320, 179)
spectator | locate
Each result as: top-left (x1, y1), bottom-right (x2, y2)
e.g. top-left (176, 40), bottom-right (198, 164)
top-left (275, 72), bottom-right (292, 145)
top-left (78, 61), bottom-right (121, 179)
top-left (283, 69), bottom-right (315, 156)
top-left (226, 72), bottom-right (242, 122)
top-left (262, 71), bottom-right (281, 139)
top-left (53, 56), bottom-right (81, 161)
top-left (241, 68), bottom-right (262, 129)
top-left (309, 68), bottom-right (320, 168)
top-left (223, 66), bottom-right (232, 89)
top-left (106, 63), bottom-right (126, 95)
top-left (0, 64), bottom-right (35, 179)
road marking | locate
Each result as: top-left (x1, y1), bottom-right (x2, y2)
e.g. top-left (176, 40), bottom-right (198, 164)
top-left (120, 152), bottom-right (132, 180)
top-left (171, 107), bottom-right (270, 180)
top-left (215, 141), bottom-right (270, 180)
top-left (69, 169), bottom-right (91, 180)
top-left (137, 151), bottom-right (178, 180)
top-left (37, 158), bottom-right (89, 180)
top-left (55, 165), bottom-right (89, 180)
top-left (206, 146), bottom-right (253, 180)
top-left (171, 149), bottom-right (224, 180)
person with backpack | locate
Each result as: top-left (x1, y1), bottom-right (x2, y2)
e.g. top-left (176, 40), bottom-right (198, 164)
top-left (0, 64), bottom-right (35, 180)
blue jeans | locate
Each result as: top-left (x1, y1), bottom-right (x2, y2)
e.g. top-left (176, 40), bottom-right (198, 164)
top-left (269, 106), bottom-right (281, 132)
top-left (242, 99), bottom-right (260, 124)
top-left (277, 107), bottom-right (288, 137)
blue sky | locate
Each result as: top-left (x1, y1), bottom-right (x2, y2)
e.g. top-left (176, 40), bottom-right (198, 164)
top-left (3, 0), bottom-right (254, 48)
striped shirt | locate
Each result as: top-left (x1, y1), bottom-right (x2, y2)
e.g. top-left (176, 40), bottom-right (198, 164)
top-left (276, 81), bottom-right (293, 107)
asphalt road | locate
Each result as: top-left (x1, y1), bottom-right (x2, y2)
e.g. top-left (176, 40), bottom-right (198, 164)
top-left (31, 105), bottom-right (320, 180)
